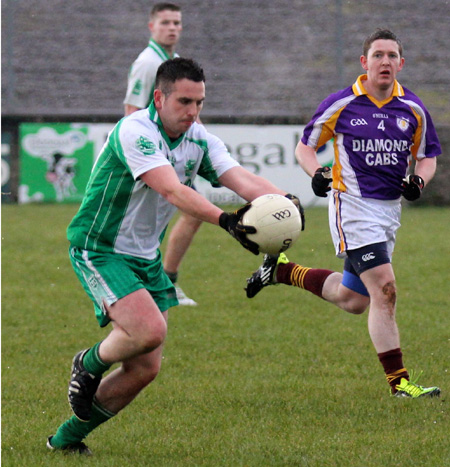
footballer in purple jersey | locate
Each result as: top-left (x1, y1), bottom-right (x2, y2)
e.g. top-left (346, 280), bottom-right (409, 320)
top-left (246, 29), bottom-right (441, 399)
top-left (302, 74), bottom-right (441, 200)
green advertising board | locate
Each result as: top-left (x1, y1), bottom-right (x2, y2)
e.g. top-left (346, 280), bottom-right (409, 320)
top-left (19, 123), bottom-right (95, 203)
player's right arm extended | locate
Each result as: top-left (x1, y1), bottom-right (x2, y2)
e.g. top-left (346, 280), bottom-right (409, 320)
top-left (141, 165), bottom-right (259, 254)
top-left (141, 165), bottom-right (223, 224)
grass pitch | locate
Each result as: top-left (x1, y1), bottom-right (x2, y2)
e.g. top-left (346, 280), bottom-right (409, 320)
top-left (2, 203), bottom-right (449, 466)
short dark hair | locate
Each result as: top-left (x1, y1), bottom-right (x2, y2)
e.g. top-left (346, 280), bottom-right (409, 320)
top-left (150, 3), bottom-right (181, 20)
top-left (363, 29), bottom-right (403, 57)
top-left (155, 58), bottom-right (205, 96)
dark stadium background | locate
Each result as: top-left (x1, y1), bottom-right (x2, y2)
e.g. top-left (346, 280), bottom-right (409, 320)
top-left (2, 0), bottom-right (449, 203)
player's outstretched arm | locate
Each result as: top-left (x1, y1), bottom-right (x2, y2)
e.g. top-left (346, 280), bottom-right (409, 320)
top-left (219, 166), bottom-right (305, 229)
top-left (219, 204), bottom-right (259, 255)
top-left (141, 165), bottom-right (258, 254)
top-left (141, 165), bottom-right (223, 224)
top-left (218, 166), bottom-right (286, 201)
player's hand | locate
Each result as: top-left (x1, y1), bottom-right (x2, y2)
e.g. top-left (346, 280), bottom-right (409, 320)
top-left (219, 204), bottom-right (259, 255)
top-left (285, 193), bottom-right (305, 231)
top-left (402, 174), bottom-right (424, 201)
top-left (311, 167), bottom-right (332, 197)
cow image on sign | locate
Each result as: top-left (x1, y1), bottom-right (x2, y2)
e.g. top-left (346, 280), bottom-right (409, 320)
top-left (241, 194), bottom-right (302, 255)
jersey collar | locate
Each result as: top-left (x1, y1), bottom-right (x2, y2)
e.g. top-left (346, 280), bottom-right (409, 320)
top-left (148, 101), bottom-right (185, 150)
top-left (352, 73), bottom-right (405, 97)
top-left (148, 39), bottom-right (175, 61)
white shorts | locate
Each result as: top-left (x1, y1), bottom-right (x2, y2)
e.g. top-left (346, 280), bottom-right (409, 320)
top-left (328, 191), bottom-right (401, 259)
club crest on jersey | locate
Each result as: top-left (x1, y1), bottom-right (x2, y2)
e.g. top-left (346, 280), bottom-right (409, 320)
top-left (184, 159), bottom-right (196, 177)
top-left (132, 79), bottom-right (142, 96)
top-left (136, 136), bottom-right (156, 156)
top-left (396, 117), bottom-right (409, 132)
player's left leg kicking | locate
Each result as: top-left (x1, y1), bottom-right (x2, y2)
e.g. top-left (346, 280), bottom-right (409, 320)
top-left (246, 250), bottom-right (440, 398)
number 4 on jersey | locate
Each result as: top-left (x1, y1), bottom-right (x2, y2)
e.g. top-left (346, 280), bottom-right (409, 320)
top-left (378, 120), bottom-right (386, 131)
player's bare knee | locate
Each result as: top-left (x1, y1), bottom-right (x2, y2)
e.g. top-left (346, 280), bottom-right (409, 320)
top-left (133, 364), bottom-right (161, 388)
top-left (339, 286), bottom-right (369, 314)
top-left (135, 320), bottom-right (167, 353)
top-left (122, 361), bottom-right (162, 391)
top-left (143, 325), bottom-right (167, 352)
top-left (382, 280), bottom-right (397, 307)
top-left (347, 304), bottom-right (366, 315)
top-left (345, 297), bottom-right (369, 315)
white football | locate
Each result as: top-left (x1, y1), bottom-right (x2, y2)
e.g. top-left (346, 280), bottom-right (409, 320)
top-left (241, 194), bottom-right (302, 255)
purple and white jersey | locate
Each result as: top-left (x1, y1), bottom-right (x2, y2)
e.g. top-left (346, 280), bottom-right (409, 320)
top-left (302, 75), bottom-right (441, 200)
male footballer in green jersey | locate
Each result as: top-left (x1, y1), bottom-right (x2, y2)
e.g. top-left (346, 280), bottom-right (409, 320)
top-left (124, 2), bottom-right (202, 306)
top-left (47, 57), bottom-right (305, 455)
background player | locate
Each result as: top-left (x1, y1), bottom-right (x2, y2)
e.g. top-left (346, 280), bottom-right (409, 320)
top-left (124, 2), bottom-right (200, 306)
top-left (246, 29), bottom-right (441, 398)
top-left (47, 58), bottom-right (304, 455)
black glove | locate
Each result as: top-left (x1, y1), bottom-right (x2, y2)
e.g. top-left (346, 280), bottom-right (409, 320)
top-left (311, 166), bottom-right (332, 197)
top-left (285, 193), bottom-right (305, 231)
top-left (402, 174), bottom-right (425, 201)
top-left (219, 203), bottom-right (259, 255)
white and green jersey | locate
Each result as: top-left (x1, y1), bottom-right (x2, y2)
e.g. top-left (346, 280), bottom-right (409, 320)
top-left (67, 102), bottom-right (239, 260)
top-left (123, 39), bottom-right (179, 109)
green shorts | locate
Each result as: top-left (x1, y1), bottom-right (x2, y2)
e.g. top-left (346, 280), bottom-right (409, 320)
top-left (69, 246), bottom-right (178, 327)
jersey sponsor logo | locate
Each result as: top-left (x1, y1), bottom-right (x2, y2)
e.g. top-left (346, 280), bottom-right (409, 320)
top-left (353, 139), bottom-right (409, 153)
top-left (350, 118), bottom-right (368, 126)
top-left (132, 79), bottom-right (143, 96)
top-left (352, 138), bottom-right (411, 167)
top-left (373, 113), bottom-right (389, 119)
top-left (366, 152), bottom-right (398, 166)
top-left (396, 117), bottom-right (409, 132)
top-left (362, 252), bottom-right (375, 262)
top-left (136, 136), bottom-right (156, 156)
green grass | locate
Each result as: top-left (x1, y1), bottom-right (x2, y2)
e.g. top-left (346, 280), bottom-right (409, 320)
top-left (2, 203), bottom-right (449, 466)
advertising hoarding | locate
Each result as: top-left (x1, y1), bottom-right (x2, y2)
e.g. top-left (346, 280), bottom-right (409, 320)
top-left (18, 122), bottom-right (333, 207)
top-left (19, 123), bottom-right (95, 203)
